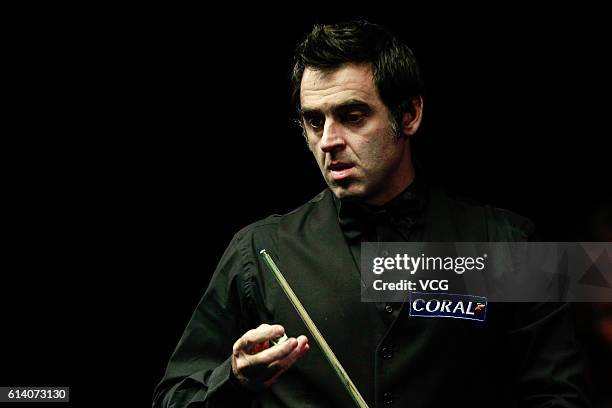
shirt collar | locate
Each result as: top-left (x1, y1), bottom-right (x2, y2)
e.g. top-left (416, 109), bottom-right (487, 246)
top-left (332, 177), bottom-right (428, 241)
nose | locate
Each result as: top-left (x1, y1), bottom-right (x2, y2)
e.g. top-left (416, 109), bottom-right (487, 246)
top-left (320, 119), bottom-right (346, 153)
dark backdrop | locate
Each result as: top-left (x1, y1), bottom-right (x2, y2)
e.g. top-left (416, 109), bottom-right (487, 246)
top-left (2, 5), bottom-right (610, 407)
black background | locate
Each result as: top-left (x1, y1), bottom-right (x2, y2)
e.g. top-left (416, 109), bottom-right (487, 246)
top-left (2, 4), bottom-right (610, 407)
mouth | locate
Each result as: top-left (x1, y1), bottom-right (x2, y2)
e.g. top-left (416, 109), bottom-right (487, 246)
top-left (328, 161), bottom-right (355, 181)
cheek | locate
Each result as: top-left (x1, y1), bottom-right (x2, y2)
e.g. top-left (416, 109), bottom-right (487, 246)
top-left (306, 140), bottom-right (318, 156)
top-left (310, 149), bottom-right (325, 168)
top-left (359, 124), bottom-right (393, 154)
top-left (306, 138), bottom-right (315, 152)
top-left (360, 138), bottom-right (401, 174)
top-left (357, 138), bottom-right (386, 165)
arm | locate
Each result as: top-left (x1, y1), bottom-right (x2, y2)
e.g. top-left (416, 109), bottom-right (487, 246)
top-left (152, 235), bottom-right (256, 407)
top-left (152, 234), bottom-right (309, 407)
top-left (488, 208), bottom-right (591, 406)
top-left (510, 302), bottom-right (591, 408)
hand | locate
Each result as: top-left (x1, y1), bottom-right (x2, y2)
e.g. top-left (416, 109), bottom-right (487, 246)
top-left (231, 323), bottom-right (309, 390)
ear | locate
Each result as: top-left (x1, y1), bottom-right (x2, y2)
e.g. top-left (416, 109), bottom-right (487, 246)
top-left (400, 96), bottom-right (424, 137)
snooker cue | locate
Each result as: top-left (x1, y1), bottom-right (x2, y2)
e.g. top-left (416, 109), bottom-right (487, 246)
top-left (259, 249), bottom-right (370, 408)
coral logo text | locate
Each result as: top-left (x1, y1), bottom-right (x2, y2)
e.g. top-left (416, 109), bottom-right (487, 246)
top-left (409, 292), bottom-right (487, 322)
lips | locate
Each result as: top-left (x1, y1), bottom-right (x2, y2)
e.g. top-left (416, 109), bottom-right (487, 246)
top-left (328, 161), bottom-right (355, 181)
top-left (329, 161), bottom-right (353, 171)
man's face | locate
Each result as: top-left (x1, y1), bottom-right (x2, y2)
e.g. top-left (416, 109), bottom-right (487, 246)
top-left (300, 63), bottom-right (417, 205)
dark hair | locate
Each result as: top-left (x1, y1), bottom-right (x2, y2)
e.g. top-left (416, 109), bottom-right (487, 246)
top-left (291, 20), bottom-right (425, 127)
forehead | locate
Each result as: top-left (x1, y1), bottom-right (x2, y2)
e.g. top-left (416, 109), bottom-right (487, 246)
top-left (300, 64), bottom-right (382, 111)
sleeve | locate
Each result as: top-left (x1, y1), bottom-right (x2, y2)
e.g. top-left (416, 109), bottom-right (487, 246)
top-left (509, 302), bottom-right (591, 408)
top-left (508, 214), bottom-right (590, 407)
top-left (152, 233), bottom-right (260, 407)
top-left (487, 207), bottom-right (591, 406)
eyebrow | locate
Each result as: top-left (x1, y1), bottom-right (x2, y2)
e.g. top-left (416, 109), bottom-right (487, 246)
top-left (300, 99), bottom-right (372, 117)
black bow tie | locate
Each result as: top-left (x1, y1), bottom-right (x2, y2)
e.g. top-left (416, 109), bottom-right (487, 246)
top-left (336, 182), bottom-right (426, 242)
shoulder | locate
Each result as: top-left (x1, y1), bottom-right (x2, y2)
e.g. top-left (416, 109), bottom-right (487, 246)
top-left (233, 189), bottom-right (330, 243)
top-left (441, 189), bottom-right (537, 241)
top-left (484, 204), bottom-right (537, 241)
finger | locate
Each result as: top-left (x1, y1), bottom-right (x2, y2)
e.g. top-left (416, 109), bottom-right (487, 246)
top-left (234, 337), bottom-right (298, 382)
top-left (251, 340), bottom-right (270, 354)
top-left (274, 335), bottom-right (309, 368)
top-left (263, 336), bottom-right (310, 387)
top-left (233, 324), bottom-right (284, 353)
top-left (246, 337), bottom-right (298, 366)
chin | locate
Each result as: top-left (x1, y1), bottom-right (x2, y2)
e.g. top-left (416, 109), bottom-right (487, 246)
top-left (330, 183), bottom-right (368, 201)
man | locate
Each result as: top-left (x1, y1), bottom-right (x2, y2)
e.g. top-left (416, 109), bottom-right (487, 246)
top-left (153, 21), bottom-right (589, 407)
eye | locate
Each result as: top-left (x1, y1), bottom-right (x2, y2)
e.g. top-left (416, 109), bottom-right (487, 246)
top-left (341, 110), bottom-right (367, 125)
top-left (345, 113), bottom-right (364, 123)
top-left (304, 115), bottom-right (324, 130)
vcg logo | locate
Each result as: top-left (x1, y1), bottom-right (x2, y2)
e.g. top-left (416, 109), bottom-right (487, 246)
top-left (409, 292), bottom-right (488, 322)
